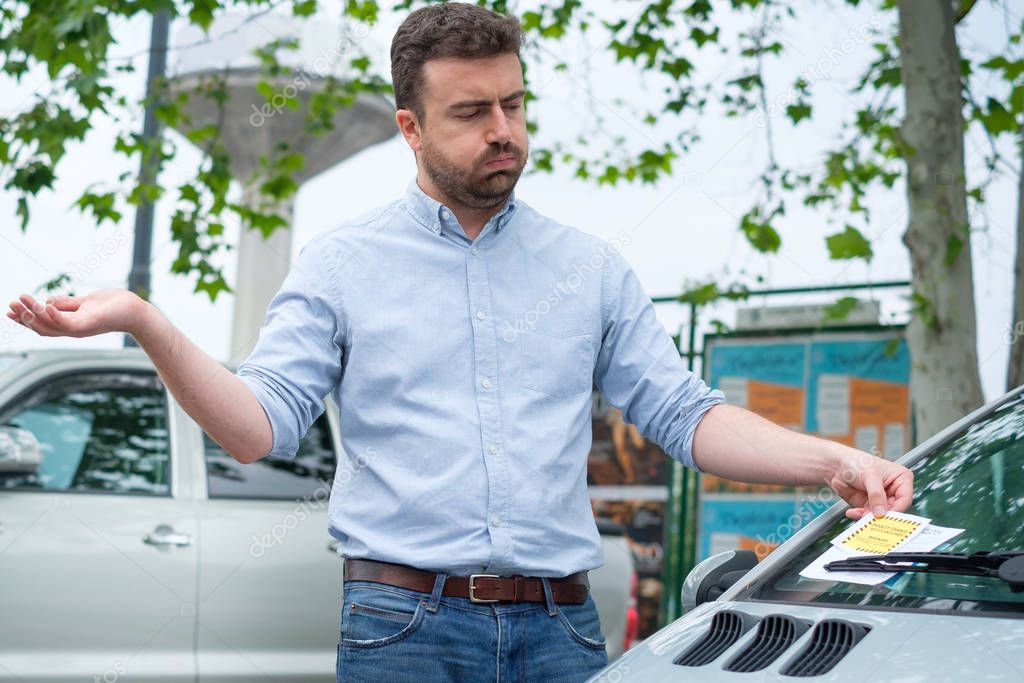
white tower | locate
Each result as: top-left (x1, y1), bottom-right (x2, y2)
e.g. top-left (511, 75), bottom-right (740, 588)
top-left (168, 13), bottom-right (394, 357)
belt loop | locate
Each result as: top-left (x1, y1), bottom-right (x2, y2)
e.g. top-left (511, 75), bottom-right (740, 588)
top-left (540, 577), bottom-right (557, 616)
top-left (426, 571), bottom-right (447, 613)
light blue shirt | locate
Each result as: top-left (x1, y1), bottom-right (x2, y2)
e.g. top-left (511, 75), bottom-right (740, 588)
top-left (237, 179), bottom-right (725, 577)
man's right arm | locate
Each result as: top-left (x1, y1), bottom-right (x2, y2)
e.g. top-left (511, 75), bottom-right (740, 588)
top-left (7, 290), bottom-right (273, 463)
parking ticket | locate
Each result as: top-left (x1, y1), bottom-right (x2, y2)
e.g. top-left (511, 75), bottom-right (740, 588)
top-left (831, 511), bottom-right (931, 555)
top-left (800, 515), bottom-right (964, 586)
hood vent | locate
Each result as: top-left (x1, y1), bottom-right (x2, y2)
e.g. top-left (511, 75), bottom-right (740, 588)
top-left (781, 619), bottom-right (871, 677)
top-left (724, 614), bottom-right (811, 673)
top-left (674, 610), bottom-right (757, 667)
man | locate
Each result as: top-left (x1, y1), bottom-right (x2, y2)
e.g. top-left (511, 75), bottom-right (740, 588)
top-left (7, 3), bottom-right (913, 682)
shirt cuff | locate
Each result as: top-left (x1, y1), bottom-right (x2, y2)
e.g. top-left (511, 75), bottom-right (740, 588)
top-left (677, 388), bottom-right (727, 472)
top-left (237, 369), bottom-right (299, 460)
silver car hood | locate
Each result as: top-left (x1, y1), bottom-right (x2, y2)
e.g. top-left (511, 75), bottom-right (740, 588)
top-left (597, 600), bottom-right (1024, 681)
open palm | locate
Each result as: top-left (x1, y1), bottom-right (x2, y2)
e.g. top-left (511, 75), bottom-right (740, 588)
top-left (7, 290), bottom-right (141, 338)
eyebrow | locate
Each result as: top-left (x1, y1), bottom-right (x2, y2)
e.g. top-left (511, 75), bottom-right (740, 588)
top-left (448, 89), bottom-right (526, 111)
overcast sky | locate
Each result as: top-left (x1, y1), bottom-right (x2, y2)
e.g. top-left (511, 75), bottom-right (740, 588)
top-left (1, 1), bottom-right (1018, 402)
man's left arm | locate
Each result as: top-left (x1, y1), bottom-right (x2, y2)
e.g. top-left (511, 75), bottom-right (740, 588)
top-left (593, 247), bottom-right (913, 520)
top-left (692, 403), bottom-right (913, 519)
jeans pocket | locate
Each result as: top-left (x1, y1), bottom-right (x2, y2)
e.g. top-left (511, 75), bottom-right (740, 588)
top-left (555, 596), bottom-right (607, 651)
top-left (340, 588), bottom-right (427, 649)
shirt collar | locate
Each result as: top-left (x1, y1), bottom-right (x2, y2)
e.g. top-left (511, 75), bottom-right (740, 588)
top-left (404, 179), bottom-right (518, 237)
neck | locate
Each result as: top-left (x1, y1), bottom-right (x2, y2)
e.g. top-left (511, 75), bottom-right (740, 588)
top-left (416, 170), bottom-right (508, 241)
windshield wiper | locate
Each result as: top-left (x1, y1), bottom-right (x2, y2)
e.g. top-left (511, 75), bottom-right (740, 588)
top-left (825, 551), bottom-right (1024, 592)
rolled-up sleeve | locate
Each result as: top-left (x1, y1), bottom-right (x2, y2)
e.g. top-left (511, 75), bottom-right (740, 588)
top-left (593, 248), bottom-right (725, 470)
top-left (236, 237), bottom-right (344, 460)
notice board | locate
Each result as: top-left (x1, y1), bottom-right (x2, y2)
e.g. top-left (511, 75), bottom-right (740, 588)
top-left (698, 327), bottom-right (911, 561)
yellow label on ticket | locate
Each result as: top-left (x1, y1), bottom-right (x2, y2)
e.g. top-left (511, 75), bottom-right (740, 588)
top-left (841, 515), bottom-right (922, 554)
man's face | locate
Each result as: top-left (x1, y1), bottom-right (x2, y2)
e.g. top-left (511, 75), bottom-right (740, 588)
top-left (414, 53), bottom-right (528, 209)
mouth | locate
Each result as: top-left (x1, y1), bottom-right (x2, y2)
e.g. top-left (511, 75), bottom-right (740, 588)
top-left (484, 155), bottom-right (516, 169)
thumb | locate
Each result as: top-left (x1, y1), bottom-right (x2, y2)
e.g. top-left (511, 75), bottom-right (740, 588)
top-left (45, 295), bottom-right (81, 312)
top-left (862, 467), bottom-right (888, 518)
top-left (44, 303), bottom-right (87, 336)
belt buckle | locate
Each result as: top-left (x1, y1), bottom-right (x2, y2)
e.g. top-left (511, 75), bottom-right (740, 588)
top-left (468, 574), bottom-right (500, 603)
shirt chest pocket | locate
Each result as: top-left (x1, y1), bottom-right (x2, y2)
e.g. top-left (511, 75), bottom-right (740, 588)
top-left (518, 328), bottom-right (594, 398)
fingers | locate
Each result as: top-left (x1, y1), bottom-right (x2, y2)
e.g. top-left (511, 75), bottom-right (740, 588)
top-left (9, 295), bottom-right (61, 337)
top-left (843, 463), bottom-right (914, 521)
top-left (18, 294), bottom-right (61, 328)
top-left (45, 294), bottom-right (81, 312)
top-left (861, 466), bottom-right (888, 518)
top-left (885, 467), bottom-right (914, 513)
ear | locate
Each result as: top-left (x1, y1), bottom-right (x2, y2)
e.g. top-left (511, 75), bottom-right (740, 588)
top-left (395, 109), bottom-right (423, 152)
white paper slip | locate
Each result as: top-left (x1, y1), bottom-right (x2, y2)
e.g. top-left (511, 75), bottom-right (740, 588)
top-left (898, 524), bottom-right (964, 553)
top-left (830, 511), bottom-right (931, 555)
top-left (801, 523), bottom-right (965, 586)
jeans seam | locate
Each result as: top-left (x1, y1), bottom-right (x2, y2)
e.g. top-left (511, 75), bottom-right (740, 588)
top-left (555, 601), bottom-right (607, 651)
top-left (340, 600), bottom-right (427, 649)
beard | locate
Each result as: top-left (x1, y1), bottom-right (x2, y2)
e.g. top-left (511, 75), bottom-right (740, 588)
top-left (419, 138), bottom-right (528, 210)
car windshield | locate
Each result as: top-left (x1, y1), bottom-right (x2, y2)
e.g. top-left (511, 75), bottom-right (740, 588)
top-left (744, 392), bottom-right (1024, 615)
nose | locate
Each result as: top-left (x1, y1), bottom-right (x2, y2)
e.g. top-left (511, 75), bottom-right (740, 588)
top-left (485, 104), bottom-right (512, 145)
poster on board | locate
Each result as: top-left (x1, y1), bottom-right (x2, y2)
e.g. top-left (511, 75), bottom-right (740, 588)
top-left (699, 328), bottom-right (910, 561)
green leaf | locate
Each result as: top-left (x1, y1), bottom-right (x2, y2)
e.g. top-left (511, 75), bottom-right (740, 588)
top-left (785, 102), bottom-right (812, 124)
top-left (739, 208), bottom-right (781, 253)
top-left (292, 0), bottom-right (318, 17)
top-left (978, 98), bottom-right (1016, 136)
top-left (690, 26), bottom-right (719, 47)
top-left (826, 225), bottom-right (873, 261)
top-left (822, 296), bottom-right (859, 322)
top-left (188, 0), bottom-right (219, 31)
top-left (883, 338), bottom-right (901, 358)
top-left (945, 234), bottom-right (964, 267)
top-left (344, 0), bottom-right (379, 24)
top-left (910, 290), bottom-right (939, 330)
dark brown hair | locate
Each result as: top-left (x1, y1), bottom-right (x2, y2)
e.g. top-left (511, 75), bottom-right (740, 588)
top-left (390, 2), bottom-right (524, 120)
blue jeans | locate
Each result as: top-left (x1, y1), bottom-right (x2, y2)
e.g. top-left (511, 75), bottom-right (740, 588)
top-left (336, 572), bottom-right (610, 682)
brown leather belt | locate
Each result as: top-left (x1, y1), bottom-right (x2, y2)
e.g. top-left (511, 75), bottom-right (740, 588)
top-left (344, 558), bottom-right (589, 605)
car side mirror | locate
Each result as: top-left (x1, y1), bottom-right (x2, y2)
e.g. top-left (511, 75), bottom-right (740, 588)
top-left (0, 426), bottom-right (43, 474)
top-left (681, 549), bottom-right (759, 614)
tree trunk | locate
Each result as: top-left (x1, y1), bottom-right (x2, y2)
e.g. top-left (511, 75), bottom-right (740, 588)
top-left (897, 0), bottom-right (985, 442)
top-left (1007, 146), bottom-right (1024, 390)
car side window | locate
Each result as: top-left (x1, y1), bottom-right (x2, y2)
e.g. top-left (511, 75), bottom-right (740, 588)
top-left (204, 414), bottom-right (335, 500)
top-left (0, 372), bottom-right (171, 495)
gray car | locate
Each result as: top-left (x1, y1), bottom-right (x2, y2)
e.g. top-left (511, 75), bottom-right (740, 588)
top-left (0, 349), bottom-right (633, 681)
top-left (589, 385), bottom-right (1024, 681)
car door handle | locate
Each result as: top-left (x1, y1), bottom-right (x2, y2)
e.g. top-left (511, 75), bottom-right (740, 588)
top-left (143, 524), bottom-right (193, 548)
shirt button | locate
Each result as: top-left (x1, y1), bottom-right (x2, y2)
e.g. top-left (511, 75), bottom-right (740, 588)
top-left (481, 378), bottom-right (492, 389)
top-left (488, 445), bottom-right (498, 454)
top-left (476, 310), bottom-right (486, 320)
top-left (491, 515), bottom-right (502, 527)
top-left (471, 247), bottom-right (478, 255)
top-left (440, 208), bottom-right (450, 220)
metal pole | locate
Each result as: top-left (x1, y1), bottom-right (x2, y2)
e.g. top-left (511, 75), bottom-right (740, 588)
top-left (651, 279), bottom-right (911, 305)
top-left (125, 9), bottom-right (170, 347)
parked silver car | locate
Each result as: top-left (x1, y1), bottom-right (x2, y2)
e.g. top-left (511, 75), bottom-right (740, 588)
top-left (590, 385), bottom-right (1024, 681)
top-left (0, 349), bottom-right (633, 681)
